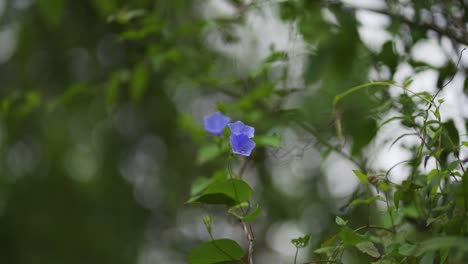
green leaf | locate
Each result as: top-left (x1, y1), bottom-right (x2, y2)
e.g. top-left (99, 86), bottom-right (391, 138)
top-left (243, 204), bottom-right (261, 223)
top-left (227, 203), bottom-right (261, 223)
top-left (314, 246), bottom-right (335, 255)
top-left (131, 63), bottom-right (150, 104)
top-left (352, 170), bottom-right (369, 184)
top-left (187, 239), bottom-right (245, 264)
top-left (406, 237), bottom-right (468, 257)
top-left (190, 177), bottom-right (212, 196)
top-left (463, 169), bottom-right (468, 212)
top-left (254, 135), bottom-right (281, 148)
top-left (350, 195), bottom-right (384, 206)
top-left (187, 179), bottom-right (253, 206)
top-left (356, 241), bottom-right (380, 258)
top-left (443, 120), bottom-right (459, 146)
top-left (37, 0), bottom-right (66, 27)
top-left (265, 50), bottom-right (288, 63)
top-left (291, 234), bottom-right (311, 248)
top-left (403, 77), bottom-right (413, 88)
top-left (393, 189), bottom-right (401, 209)
top-left (335, 216), bottom-right (347, 226)
top-left (339, 226), bottom-right (367, 246)
top-left (197, 144), bottom-right (224, 164)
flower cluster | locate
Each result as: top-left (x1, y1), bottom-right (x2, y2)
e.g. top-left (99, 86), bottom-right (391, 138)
top-left (203, 112), bottom-right (256, 157)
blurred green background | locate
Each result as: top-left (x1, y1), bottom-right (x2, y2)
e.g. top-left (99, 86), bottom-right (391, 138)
top-left (0, 0), bottom-right (466, 263)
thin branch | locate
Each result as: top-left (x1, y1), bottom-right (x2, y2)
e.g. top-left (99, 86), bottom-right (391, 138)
top-left (242, 220), bottom-right (255, 264)
top-left (345, 5), bottom-right (468, 46)
top-left (294, 247), bottom-right (299, 264)
top-left (303, 260), bottom-right (337, 264)
top-left (297, 121), bottom-right (367, 173)
top-left (230, 157), bottom-right (255, 264)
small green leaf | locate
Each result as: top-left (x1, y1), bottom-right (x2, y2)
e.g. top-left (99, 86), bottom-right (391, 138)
top-left (227, 202), bottom-right (261, 222)
top-left (352, 170), bottom-right (369, 184)
top-left (335, 216), bottom-right (347, 226)
top-left (197, 144), bottom-right (224, 164)
top-left (130, 63), bottom-right (149, 104)
top-left (254, 135), bottom-right (281, 148)
top-left (350, 195), bottom-right (384, 206)
top-left (202, 215), bottom-right (212, 233)
top-left (291, 234), bottom-right (311, 248)
top-left (403, 77), bottom-right (413, 88)
top-left (187, 239), bottom-right (245, 264)
top-left (314, 246), bottom-right (335, 255)
top-left (243, 204), bottom-right (261, 223)
top-left (265, 50), bottom-right (288, 63)
top-left (356, 241), bottom-right (380, 258)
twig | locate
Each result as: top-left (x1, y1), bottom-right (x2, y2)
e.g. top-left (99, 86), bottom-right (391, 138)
top-left (297, 121), bottom-right (367, 173)
top-left (343, 5), bottom-right (468, 46)
top-left (241, 220), bottom-right (255, 264)
top-left (303, 260), bottom-right (337, 264)
top-left (236, 159), bottom-right (255, 264)
top-left (294, 247), bottom-right (299, 264)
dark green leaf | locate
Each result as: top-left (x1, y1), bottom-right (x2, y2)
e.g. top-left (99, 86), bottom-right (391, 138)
top-left (339, 226), bottom-right (367, 246)
top-left (131, 63), bottom-right (149, 104)
top-left (187, 239), bottom-right (245, 264)
top-left (443, 120), bottom-right (459, 146)
top-left (291, 234), bottom-right (311, 248)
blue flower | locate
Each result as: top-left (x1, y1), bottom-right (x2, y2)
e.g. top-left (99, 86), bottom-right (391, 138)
top-left (204, 112), bottom-right (231, 136)
top-left (229, 134), bottom-right (256, 157)
top-left (228, 121), bottom-right (254, 138)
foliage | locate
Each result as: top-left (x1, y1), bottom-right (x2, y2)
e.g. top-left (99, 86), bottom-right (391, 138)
top-left (0, 0), bottom-right (467, 264)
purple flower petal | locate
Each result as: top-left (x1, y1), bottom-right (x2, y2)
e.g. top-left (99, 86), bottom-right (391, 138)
top-left (229, 134), bottom-right (256, 156)
top-left (204, 112), bottom-right (230, 136)
top-left (228, 121), bottom-right (255, 138)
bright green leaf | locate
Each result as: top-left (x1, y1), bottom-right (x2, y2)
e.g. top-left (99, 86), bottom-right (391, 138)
top-left (243, 204), bottom-right (261, 223)
top-left (352, 170), bottom-right (369, 184)
top-left (335, 216), bottom-right (347, 226)
top-left (254, 135), bottom-right (281, 148)
top-left (350, 195), bottom-right (384, 206)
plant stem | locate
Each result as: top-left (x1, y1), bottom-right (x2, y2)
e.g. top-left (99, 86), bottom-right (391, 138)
top-left (294, 247), bottom-right (299, 264)
top-left (241, 220), bottom-right (255, 264)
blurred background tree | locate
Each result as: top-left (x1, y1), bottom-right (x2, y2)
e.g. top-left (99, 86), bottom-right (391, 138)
top-left (0, 0), bottom-right (466, 263)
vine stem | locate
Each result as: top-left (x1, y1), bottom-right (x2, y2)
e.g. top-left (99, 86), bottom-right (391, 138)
top-left (297, 121), bottom-right (367, 173)
top-left (242, 220), bottom-right (255, 264)
top-left (228, 157), bottom-right (255, 264)
top-left (293, 247), bottom-right (299, 264)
